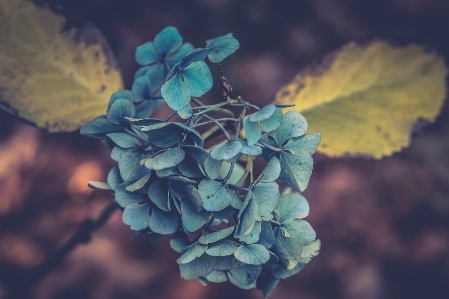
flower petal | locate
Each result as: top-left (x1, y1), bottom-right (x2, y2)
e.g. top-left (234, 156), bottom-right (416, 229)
top-left (153, 26), bottom-right (183, 56)
top-left (135, 42), bottom-right (159, 66)
top-left (183, 61), bottom-right (213, 97)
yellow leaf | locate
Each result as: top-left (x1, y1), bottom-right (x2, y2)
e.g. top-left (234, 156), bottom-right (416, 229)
top-left (275, 40), bottom-right (447, 158)
top-left (0, 0), bottom-right (123, 132)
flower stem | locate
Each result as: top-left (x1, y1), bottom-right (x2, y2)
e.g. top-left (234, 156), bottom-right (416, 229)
top-left (258, 139), bottom-right (282, 152)
top-left (202, 114), bottom-right (232, 141)
top-left (270, 220), bottom-right (281, 226)
top-left (191, 118), bottom-right (238, 128)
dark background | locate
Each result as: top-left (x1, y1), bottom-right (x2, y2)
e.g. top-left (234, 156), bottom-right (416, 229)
top-left (1, 1), bottom-right (449, 299)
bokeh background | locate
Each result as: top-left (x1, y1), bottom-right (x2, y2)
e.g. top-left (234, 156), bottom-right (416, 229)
top-left (1, 0), bottom-right (449, 298)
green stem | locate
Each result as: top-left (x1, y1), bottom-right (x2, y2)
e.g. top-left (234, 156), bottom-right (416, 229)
top-left (202, 114), bottom-right (232, 141)
top-left (223, 163), bottom-right (234, 182)
top-left (191, 118), bottom-right (238, 128)
top-left (270, 220), bottom-right (281, 226)
top-left (258, 139), bottom-right (282, 152)
top-left (228, 184), bottom-right (250, 192)
top-left (235, 107), bottom-right (248, 140)
top-left (165, 111), bottom-right (178, 121)
top-left (193, 102), bottom-right (228, 117)
top-left (228, 102), bottom-right (260, 111)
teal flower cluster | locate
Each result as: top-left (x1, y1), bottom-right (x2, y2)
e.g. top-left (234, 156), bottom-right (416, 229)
top-left (81, 27), bottom-right (320, 297)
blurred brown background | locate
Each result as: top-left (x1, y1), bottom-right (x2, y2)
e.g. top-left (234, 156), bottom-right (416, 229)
top-left (1, 0), bottom-right (449, 298)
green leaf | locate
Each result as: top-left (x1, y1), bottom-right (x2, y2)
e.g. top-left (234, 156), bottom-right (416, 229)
top-left (228, 264), bottom-right (262, 286)
top-left (177, 242), bottom-right (208, 264)
top-left (210, 140), bottom-right (243, 161)
top-left (122, 203), bottom-right (150, 231)
top-left (278, 151), bottom-right (313, 192)
top-left (0, 0), bottom-right (123, 132)
top-left (147, 178), bottom-right (170, 211)
top-left (181, 200), bottom-right (209, 233)
top-left (149, 207), bottom-right (178, 235)
top-left (144, 148), bottom-right (186, 171)
top-left (205, 240), bottom-right (238, 256)
top-left (276, 41), bottom-right (447, 158)
top-left (274, 193), bottom-right (309, 222)
top-left (239, 221), bottom-right (262, 244)
top-left (199, 226), bottom-right (235, 244)
top-left (280, 219), bottom-right (316, 246)
top-left (234, 244), bottom-right (270, 265)
top-left (198, 179), bottom-right (241, 211)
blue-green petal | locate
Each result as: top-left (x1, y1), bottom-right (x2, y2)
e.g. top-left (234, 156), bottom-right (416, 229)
top-left (243, 115), bottom-right (261, 146)
top-left (161, 73), bottom-right (191, 112)
top-left (108, 90), bottom-right (134, 110)
top-left (270, 111), bottom-right (308, 146)
top-left (107, 99), bottom-right (135, 126)
top-left (123, 203), bottom-right (150, 231)
top-left (206, 33), bottom-right (239, 63)
top-left (115, 184), bottom-right (146, 208)
top-left (181, 201), bottom-right (209, 233)
top-left (166, 43), bottom-right (195, 69)
top-left (153, 26), bottom-right (183, 56)
top-left (249, 105), bottom-right (276, 122)
top-left (183, 61), bottom-right (213, 97)
top-left (260, 108), bottom-right (283, 132)
top-left (149, 207), bottom-right (178, 234)
top-left (148, 178), bottom-right (170, 211)
top-left (135, 42), bottom-right (159, 66)
top-left (210, 140), bottom-right (242, 161)
top-left (80, 116), bottom-right (119, 138)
